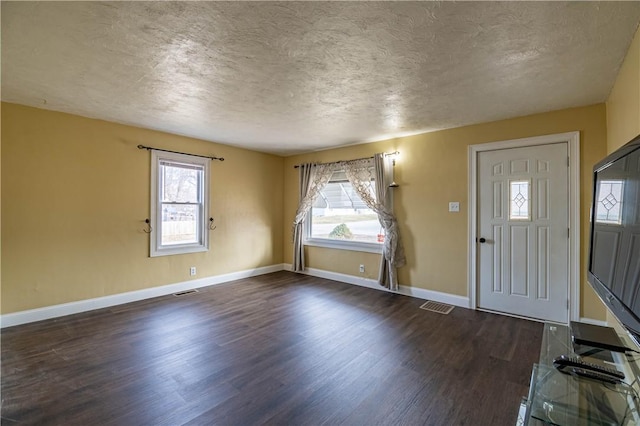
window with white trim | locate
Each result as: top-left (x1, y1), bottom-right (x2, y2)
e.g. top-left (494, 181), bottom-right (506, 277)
top-left (150, 151), bottom-right (209, 257)
top-left (305, 169), bottom-right (384, 253)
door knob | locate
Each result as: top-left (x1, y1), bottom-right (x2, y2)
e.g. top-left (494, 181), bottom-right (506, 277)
top-left (478, 237), bottom-right (486, 243)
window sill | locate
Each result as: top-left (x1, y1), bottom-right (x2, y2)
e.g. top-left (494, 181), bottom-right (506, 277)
top-left (150, 245), bottom-right (208, 257)
top-left (304, 238), bottom-right (383, 254)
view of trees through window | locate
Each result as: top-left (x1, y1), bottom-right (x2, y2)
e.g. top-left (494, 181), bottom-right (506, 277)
top-left (160, 162), bottom-right (202, 245)
top-left (310, 174), bottom-right (383, 244)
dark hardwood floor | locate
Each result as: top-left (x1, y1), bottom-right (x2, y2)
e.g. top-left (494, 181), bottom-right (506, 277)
top-left (1, 271), bottom-right (542, 425)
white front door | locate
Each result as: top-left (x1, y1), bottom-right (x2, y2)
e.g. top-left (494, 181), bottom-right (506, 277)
top-left (477, 143), bottom-right (569, 322)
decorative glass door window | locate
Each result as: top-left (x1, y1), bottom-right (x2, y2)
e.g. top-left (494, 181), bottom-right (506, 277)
top-left (595, 180), bottom-right (624, 224)
top-left (510, 180), bottom-right (530, 220)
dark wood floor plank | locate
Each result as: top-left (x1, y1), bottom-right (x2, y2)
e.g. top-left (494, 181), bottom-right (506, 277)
top-left (1, 271), bottom-right (542, 425)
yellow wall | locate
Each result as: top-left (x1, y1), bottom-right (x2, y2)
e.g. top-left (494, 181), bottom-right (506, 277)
top-left (607, 26), bottom-right (640, 152)
top-left (1, 103), bottom-right (284, 313)
top-left (284, 104), bottom-right (608, 321)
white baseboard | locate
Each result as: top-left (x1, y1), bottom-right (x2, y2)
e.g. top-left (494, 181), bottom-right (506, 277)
top-left (1, 264), bottom-right (286, 328)
top-left (284, 264), bottom-right (470, 308)
top-left (398, 284), bottom-right (469, 308)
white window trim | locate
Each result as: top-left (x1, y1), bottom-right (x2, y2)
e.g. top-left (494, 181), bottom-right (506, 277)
top-left (150, 150), bottom-right (210, 257)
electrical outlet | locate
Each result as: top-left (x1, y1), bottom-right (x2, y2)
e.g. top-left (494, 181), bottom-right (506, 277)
top-left (190, 267), bottom-right (196, 276)
top-left (449, 202), bottom-right (460, 212)
top-left (359, 264), bottom-right (365, 273)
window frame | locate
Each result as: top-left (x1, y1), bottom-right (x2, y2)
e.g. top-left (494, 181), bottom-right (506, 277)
top-left (304, 166), bottom-right (388, 254)
top-left (150, 150), bottom-right (210, 257)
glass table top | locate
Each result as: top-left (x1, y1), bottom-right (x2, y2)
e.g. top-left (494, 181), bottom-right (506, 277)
top-left (528, 364), bottom-right (639, 425)
top-left (524, 323), bottom-right (640, 425)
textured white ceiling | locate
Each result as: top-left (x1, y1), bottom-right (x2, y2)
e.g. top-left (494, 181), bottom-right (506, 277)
top-left (2, 2), bottom-right (640, 155)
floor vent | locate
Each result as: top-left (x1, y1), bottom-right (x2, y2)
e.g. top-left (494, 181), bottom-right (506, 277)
top-left (419, 300), bottom-right (454, 314)
top-left (173, 289), bottom-right (199, 297)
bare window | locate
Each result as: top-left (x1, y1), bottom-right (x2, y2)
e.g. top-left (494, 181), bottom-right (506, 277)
top-left (150, 151), bottom-right (209, 256)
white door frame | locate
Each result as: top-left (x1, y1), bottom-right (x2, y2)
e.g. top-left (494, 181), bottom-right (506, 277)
top-left (468, 132), bottom-right (581, 323)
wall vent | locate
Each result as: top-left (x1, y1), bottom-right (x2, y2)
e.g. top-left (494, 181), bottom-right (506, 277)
top-left (419, 300), bottom-right (454, 315)
top-left (173, 289), bottom-right (199, 297)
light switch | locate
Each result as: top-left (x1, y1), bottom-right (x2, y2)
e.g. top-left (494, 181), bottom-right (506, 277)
top-left (449, 202), bottom-right (460, 212)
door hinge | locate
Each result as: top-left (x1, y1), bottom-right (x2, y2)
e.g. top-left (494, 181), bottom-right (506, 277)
top-left (567, 157), bottom-right (570, 167)
top-left (568, 228), bottom-right (570, 238)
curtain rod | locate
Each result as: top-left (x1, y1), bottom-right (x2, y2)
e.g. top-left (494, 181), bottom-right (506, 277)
top-left (137, 144), bottom-right (224, 162)
top-left (293, 151), bottom-right (399, 168)
top-left (293, 155), bottom-right (374, 169)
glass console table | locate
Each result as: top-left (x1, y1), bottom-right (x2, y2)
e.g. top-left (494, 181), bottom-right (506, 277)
top-left (521, 323), bottom-right (640, 425)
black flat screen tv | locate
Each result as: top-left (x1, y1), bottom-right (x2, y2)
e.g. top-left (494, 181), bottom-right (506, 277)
top-left (588, 133), bottom-right (640, 346)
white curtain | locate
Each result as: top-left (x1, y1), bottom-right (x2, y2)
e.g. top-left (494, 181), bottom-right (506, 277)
top-left (292, 163), bottom-right (333, 272)
top-left (344, 154), bottom-right (406, 290)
